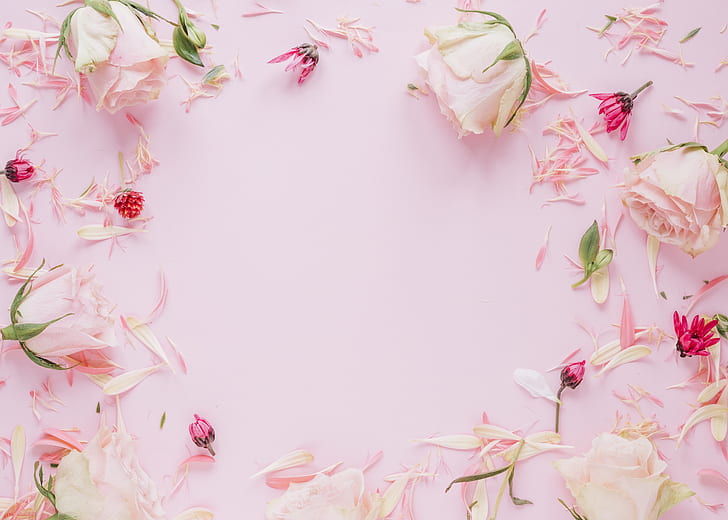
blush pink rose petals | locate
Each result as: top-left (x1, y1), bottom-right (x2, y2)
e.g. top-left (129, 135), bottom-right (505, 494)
top-left (53, 425), bottom-right (165, 520)
top-left (622, 140), bottom-right (728, 256)
top-left (67, 2), bottom-right (169, 113)
top-left (1, 265), bottom-right (115, 369)
top-left (415, 11), bottom-right (532, 137)
top-left (555, 433), bottom-right (693, 520)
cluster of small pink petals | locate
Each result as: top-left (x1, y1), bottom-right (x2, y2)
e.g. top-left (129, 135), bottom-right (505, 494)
top-left (241, 2), bottom-right (283, 17)
top-left (673, 312), bottom-right (720, 358)
top-left (664, 95), bottom-right (728, 140)
top-left (306, 17), bottom-right (378, 57)
top-left (590, 2), bottom-right (691, 67)
top-left (521, 61), bottom-right (587, 115)
top-left (531, 115), bottom-right (606, 205)
top-left (179, 65), bottom-right (231, 112)
top-left (268, 43), bottom-right (319, 84)
top-left (591, 91), bottom-right (632, 139)
top-left (613, 385), bottom-right (664, 415)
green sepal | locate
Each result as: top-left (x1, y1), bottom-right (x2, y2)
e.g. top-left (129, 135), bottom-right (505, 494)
top-left (172, 26), bottom-right (204, 66)
top-left (504, 51), bottom-right (532, 129)
top-left (54, 9), bottom-right (80, 70)
top-left (1, 314), bottom-right (72, 342)
top-left (714, 314), bottom-right (728, 339)
top-left (482, 40), bottom-right (523, 73)
top-left (455, 9), bottom-right (512, 29)
top-left (116, 0), bottom-right (161, 20)
top-left (711, 138), bottom-right (728, 159)
top-left (579, 221), bottom-right (600, 267)
top-left (20, 343), bottom-right (73, 370)
top-left (445, 465), bottom-right (509, 493)
top-left (85, 0), bottom-right (122, 27)
top-left (179, 15), bottom-right (206, 48)
top-left (507, 466), bottom-right (532, 506)
top-left (34, 461), bottom-right (57, 508)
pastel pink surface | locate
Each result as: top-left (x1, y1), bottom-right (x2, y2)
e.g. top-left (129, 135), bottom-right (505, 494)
top-left (0, 1), bottom-right (727, 519)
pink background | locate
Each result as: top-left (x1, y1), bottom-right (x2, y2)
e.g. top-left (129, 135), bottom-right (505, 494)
top-left (1, 0), bottom-right (727, 518)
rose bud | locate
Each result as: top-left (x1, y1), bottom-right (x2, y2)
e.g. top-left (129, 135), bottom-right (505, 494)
top-left (622, 139), bottom-right (728, 256)
top-left (415, 11), bottom-right (531, 137)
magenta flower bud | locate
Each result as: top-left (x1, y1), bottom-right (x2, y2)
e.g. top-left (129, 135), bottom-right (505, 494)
top-left (4, 151), bottom-right (35, 182)
top-left (560, 360), bottom-right (586, 389)
top-left (590, 81), bottom-right (652, 140)
top-left (189, 414), bottom-right (216, 456)
top-left (673, 311), bottom-right (719, 358)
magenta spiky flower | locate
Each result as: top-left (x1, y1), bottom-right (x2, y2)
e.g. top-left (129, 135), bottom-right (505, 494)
top-left (268, 43), bottom-right (319, 84)
top-left (590, 81), bottom-right (652, 140)
top-left (673, 311), bottom-right (719, 358)
top-left (4, 151), bottom-right (35, 182)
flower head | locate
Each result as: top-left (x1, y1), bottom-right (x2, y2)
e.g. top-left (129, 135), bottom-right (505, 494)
top-left (189, 414), bottom-right (216, 456)
top-left (673, 311), bottom-right (719, 357)
top-left (591, 81), bottom-right (652, 140)
top-left (560, 360), bottom-right (586, 389)
top-left (114, 189), bottom-right (145, 219)
top-left (268, 43), bottom-right (319, 84)
top-left (4, 151), bottom-right (35, 182)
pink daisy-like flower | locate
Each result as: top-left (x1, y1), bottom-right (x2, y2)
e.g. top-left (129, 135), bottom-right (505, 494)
top-left (673, 311), bottom-right (720, 358)
top-left (268, 43), bottom-right (319, 84)
top-left (590, 81), bottom-right (652, 140)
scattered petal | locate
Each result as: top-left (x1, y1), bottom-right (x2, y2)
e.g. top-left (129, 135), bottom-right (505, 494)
top-left (513, 368), bottom-right (559, 402)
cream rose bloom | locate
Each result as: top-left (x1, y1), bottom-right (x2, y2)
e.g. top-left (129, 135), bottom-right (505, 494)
top-left (415, 15), bottom-right (530, 137)
top-left (54, 426), bottom-right (165, 520)
top-left (622, 143), bottom-right (728, 256)
top-left (68, 2), bottom-right (169, 113)
top-left (554, 433), bottom-right (693, 520)
top-left (265, 469), bottom-right (373, 520)
top-left (14, 265), bottom-right (115, 358)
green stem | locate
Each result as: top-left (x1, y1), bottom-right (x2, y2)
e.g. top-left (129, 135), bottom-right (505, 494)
top-left (555, 386), bottom-right (565, 433)
top-left (710, 138), bottom-right (728, 158)
top-left (489, 440), bottom-right (525, 520)
top-left (630, 81), bottom-right (653, 99)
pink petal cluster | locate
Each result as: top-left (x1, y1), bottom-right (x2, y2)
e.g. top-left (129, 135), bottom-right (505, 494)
top-left (4, 150), bottom-right (35, 182)
top-left (16, 266), bottom-right (115, 358)
top-left (268, 43), bottom-right (319, 84)
top-left (673, 311), bottom-right (719, 358)
top-left (590, 81), bottom-right (651, 140)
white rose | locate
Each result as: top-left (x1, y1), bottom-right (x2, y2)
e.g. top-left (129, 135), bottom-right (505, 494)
top-left (68, 2), bottom-right (169, 113)
top-left (415, 13), bottom-right (530, 137)
top-left (54, 426), bottom-right (165, 520)
top-left (554, 433), bottom-right (693, 520)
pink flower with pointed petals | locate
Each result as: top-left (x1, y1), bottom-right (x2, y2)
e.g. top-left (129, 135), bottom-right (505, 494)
top-left (189, 414), bottom-right (216, 456)
top-left (4, 151), bottom-right (35, 182)
top-left (673, 311), bottom-right (720, 358)
top-left (591, 81), bottom-right (652, 140)
top-left (268, 43), bottom-right (319, 84)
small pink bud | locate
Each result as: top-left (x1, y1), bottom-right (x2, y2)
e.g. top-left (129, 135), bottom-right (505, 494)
top-left (560, 360), bottom-right (586, 389)
top-left (4, 151), bottom-right (35, 182)
top-left (189, 414), bottom-right (216, 456)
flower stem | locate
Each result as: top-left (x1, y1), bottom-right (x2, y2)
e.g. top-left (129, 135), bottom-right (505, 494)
top-left (710, 138), bottom-right (728, 158)
top-left (630, 81), bottom-right (653, 99)
top-left (554, 386), bottom-right (565, 433)
top-left (207, 445), bottom-right (216, 457)
top-left (488, 440), bottom-right (524, 520)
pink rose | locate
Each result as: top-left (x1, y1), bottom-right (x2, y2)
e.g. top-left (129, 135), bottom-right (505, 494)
top-left (554, 433), bottom-right (693, 520)
top-left (54, 426), bottom-right (165, 520)
top-left (265, 469), bottom-right (373, 520)
top-left (12, 265), bottom-right (115, 358)
top-left (415, 14), bottom-right (531, 137)
top-left (69, 2), bottom-right (169, 113)
top-left (622, 142), bottom-right (728, 256)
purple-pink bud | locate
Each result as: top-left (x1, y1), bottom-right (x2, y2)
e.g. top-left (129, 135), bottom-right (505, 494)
top-left (189, 414), bottom-right (216, 456)
top-left (560, 360), bottom-right (586, 389)
top-left (4, 152), bottom-right (35, 182)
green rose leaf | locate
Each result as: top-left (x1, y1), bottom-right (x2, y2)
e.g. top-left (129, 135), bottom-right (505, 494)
top-left (445, 465), bottom-right (509, 493)
top-left (579, 221), bottom-right (600, 267)
top-left (20, 343), bottom-right (72, 371)
top-left (1, 314), bottom-right (72, 342)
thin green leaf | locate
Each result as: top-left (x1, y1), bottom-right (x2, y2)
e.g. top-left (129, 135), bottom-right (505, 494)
top-left (507, 468), bottom-right (532, 506)
top-left (96, 402), bottom-right (101, 413)
top-left (454, 9), bottom-right (511, 28)
top-left (34, 462), bottom-right (56, 507)
top-left (211, 24), bottom-right (220, 30)
top-left (558, 498), bottom-right (587, 520)
top-left (598, 15), bottom-right (617, 37)
top-left (445, 466), bottom-right (509, 493)
top-left (172, 27), bottom-right (204, 67)
top-left (579, 221), bottom-right (600, 266)
top-left (482, 40), bottom-right (523, 73)
top-left (679, 27), bottom-right (701, 43)
top-left (54, 9), bottom-right (79, 69)
top-left (9, 261), bottom-right (46, 322)
top-left (660, 291), bottom-right (667, 300)
top-left (160, 411), bottom-right (167, 429)
top-left (118, 0), bottom-right (161, 20)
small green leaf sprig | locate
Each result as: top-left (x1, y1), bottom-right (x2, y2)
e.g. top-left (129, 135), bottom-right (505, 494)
top-left (34, 461), bottom-right (76, 520)
top-left (0, 262), bottom-right (74, 370)
top-left (572, 221), bottom-right (613, 288)
top-left (445, 441), bottom-right (532, 520)
top-left (57, 0), bottom-right (207, 68)
top-left (455, 9), bottom-right (533, 130)
top-left (558, 498), bottom-right (588, 520)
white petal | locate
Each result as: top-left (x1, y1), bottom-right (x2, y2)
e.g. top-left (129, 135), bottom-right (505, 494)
top-left (513, 368), bottom-right (559, 402)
